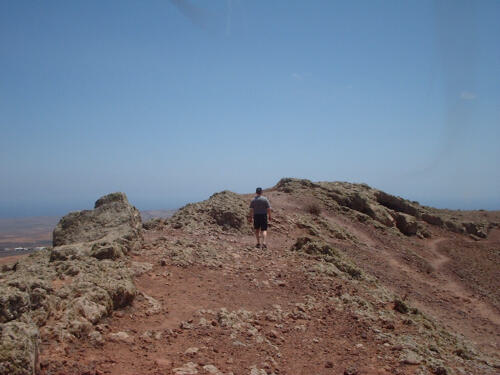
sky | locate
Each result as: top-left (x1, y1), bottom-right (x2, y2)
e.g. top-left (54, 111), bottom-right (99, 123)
top-left (1, 0), bottom-right (499, 218)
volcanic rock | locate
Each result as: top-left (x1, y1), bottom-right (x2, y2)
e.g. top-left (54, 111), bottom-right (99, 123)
top-left (168, 191), bottom-right (248, 232)
top-left (52, 192), bottom-right (143, 255)
top-left (0, 321), bottom-right (40, 375)
top-left (395, 213), bottom-right (418, 236)
top-left (0, 192), bottom-right (142, 375)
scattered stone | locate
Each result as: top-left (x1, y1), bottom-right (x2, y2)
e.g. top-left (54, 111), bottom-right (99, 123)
top-left (325, 361), bottom-right (334, 368)
top-left (400, 350), bottom-right (422, 365)
top-left (181, 321), bottom-right (194, 330)
top-left (88, 330), bottom-right (104, 346)
top-left (109, 331), bottom-right (133, 344)
top-left (142, 293), bottom-right (162, 315)
top-left (184, 347), bottom-right (199, 356)
top-left (344, 367), bottom-right (359, 375)
top-left (432, 367), bottom-right (448, 375)
top-left (249, 366), bottom-right (267, 375)
top-left (173, 362), bottom-right (198, 375)
top-left (203, 364), bottom-right (222, 374)
top-left (130, 261), bottom-right (153, 276)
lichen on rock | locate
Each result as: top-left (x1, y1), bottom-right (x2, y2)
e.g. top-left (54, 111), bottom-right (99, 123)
top-left (291, 236), bottom-right (363, 279)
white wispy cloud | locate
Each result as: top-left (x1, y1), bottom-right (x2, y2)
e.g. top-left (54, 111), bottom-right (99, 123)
top-left (291, 72), bottom-right (303, 80)
top-left (460, 91), bottom-right (477, 100)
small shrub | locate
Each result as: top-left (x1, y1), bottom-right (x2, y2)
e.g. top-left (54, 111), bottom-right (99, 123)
top-left (307, 203), bottom-right (322, 216)
top-left (454, 348), bottom-right (473, 360)
top-left (394, 299), bottom-right (409, 314)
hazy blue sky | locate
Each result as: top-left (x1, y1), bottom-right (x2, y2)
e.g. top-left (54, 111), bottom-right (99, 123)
top-left (1, 0), bottom-right (499, 217)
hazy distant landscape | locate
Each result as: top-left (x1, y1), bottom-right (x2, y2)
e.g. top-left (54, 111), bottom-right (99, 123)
top-left (0, 209), bottom-right (176, 253)
top-left (1, 1), bottom-right (499, 373)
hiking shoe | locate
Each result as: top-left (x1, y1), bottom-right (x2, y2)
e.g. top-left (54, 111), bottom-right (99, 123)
top-left (262, 244), bottom-right (267, 249)
top-left (255, 243), bottom-right (261, 248)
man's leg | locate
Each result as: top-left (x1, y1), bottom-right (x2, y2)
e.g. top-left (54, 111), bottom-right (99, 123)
top-left (262, 230), bottom-right (267, 246)
top-left (254, 228), bottom-right (261, 245)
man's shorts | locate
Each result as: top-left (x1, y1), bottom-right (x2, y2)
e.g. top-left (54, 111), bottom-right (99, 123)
top-left (253, 214), bottom-right (268, 230)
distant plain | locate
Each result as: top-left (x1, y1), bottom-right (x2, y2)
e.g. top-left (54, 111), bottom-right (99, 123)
top-left (0, 210), bottom-right (176, 253)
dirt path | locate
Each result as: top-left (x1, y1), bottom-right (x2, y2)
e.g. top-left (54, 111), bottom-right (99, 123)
top-left (425, 237), bottom-right (500, 327)
top-left (427, 237), bottom-right (449, 270)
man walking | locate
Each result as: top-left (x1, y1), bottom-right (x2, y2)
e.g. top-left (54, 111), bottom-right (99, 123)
top-left (248, 187), bottom-right (272, 248)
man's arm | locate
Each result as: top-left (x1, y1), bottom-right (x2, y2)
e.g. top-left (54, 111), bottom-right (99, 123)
top-left (248, 207), bottom-right (254, 223)
top-left (267, 207), bottom-right (272, 221)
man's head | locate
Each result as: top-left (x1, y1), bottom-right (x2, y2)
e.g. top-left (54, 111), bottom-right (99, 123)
top-left (256, 187), bottom-right (263, 195)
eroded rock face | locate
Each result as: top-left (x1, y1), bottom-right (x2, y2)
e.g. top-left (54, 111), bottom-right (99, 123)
top-left (53, 192), bottom-right (143, 255)
top-left (0, 192), bottom-right (142, 375)
top-left (395, 213), bottom-right (418, 236)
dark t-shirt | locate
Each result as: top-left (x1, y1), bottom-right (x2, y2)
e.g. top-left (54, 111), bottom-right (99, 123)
top-left (250, 195), bottom-right (271, 215)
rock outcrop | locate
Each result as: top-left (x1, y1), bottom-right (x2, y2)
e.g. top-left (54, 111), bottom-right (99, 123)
top-left (275, 178), bottom-right (491, 238)
top-left (291, 236), bottom-right (363, 280)
top-left (395, 213), bottom-right (418, 236)
top-left (168, 191), bottom-right (249, 233)
top-left (0, 192), bottom-right (142, 375)
top-left (53, 192), bottom-right (142, 258)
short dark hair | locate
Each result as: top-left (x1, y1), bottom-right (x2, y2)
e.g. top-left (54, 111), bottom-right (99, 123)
top-left (256, 187), bottom-right (263, 194)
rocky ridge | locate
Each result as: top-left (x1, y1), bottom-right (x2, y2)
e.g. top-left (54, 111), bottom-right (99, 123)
top-left (275, 178), bottom-right (494, 238)
top-left (1, 180), bottom-right (499, 375)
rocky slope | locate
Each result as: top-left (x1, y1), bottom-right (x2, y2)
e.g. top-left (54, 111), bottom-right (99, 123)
top-left (1, 180), bottom-right (499, 375)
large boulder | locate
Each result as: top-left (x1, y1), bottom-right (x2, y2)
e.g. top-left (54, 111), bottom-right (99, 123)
top-left (52, 192), bottom-right (143, 256)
